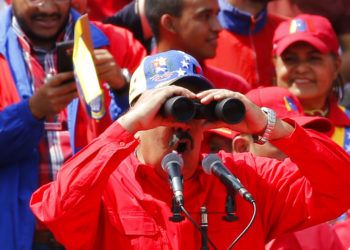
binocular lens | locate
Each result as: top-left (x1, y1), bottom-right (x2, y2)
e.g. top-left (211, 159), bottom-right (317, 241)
top-left (161, 96), bottom-right (196, 122)
top-left (161, 96), bottom-right (245, 124)
top-left (215, 98), bottom-right (245, 124)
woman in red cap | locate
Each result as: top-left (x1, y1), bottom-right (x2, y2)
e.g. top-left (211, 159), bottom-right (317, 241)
top-left (273, 14), bottom-right (350, 154)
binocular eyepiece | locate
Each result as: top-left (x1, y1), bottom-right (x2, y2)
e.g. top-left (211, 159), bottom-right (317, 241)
top-left (161, 96), bottom-right (245, 124)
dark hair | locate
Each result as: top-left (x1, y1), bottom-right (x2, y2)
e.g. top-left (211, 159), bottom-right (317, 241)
top-left (144, 0), bottom-right (183, 41)
top-left (333, 74), bottom-right (345, 100)
top-left (331, 53), bottom-right (344, 101)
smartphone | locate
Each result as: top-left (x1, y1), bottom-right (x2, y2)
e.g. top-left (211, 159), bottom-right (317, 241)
top-left (56, 40), bottom-right (74, 73)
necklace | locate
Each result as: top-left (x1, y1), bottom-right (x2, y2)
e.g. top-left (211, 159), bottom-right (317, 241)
top-left (304, 106), bottom-right (329, 117)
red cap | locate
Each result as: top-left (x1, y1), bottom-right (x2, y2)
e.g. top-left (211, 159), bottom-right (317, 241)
top-left (246, 87), bottom-right (334, 134)
top-left (207, 127), bottom-right (240, 140)
top-left (273, 14), bottom-right (339, 56)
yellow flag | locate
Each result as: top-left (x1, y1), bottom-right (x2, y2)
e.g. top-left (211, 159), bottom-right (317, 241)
top-left (73, 14), bottom-right (105, 119)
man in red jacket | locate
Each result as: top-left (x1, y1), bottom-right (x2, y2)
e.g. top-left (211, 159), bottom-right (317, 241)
top-left (0, 0), bottom-right (146, 248)
top-left (206, 0), bottom-right (286, 88)
top-left (144, 0), bottom-right (251, 93)
top-left (204, 86), bottom-right (345, 250)
top-left (104, 0), bottom-right (251, 93)
top-left (31, 50), bottom-right (350, 249)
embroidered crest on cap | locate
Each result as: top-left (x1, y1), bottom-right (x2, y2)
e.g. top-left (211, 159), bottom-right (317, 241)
top-left (289, 19), bottom-right (307, 34)
top-left (149, 54), bottom-right (192, 83)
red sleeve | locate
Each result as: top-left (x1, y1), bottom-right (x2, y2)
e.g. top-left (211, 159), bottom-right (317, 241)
top-left (93, 22), bottom-right (147, 73)
top-left (264, 122), bottom-right (350, 239)
top-left (202, 63), bottom-right (251, 94)
top-left (222, 121), bottom-right (350, 240)
top-left (30, 122), bottom-right (138, 248)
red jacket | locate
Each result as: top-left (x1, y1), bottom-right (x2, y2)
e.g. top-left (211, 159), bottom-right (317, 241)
top-left (30, 121), bottom-right (350, 249)
top-left (202, 63), bottom-right (251, 93)
top-left (327, 98), bottom-right (350, 151)
top-left (87, 0), bottom-right (132, 21)
top-left (0, 12), bottom-right (146, 248)
top-left (206, 14), bottom-right (286, 88)
top-left (0, 21), bottom-right (146, 150)
top-left (334, 211), bottom-right (350, 249)
top-left (267, 223), bottom-right (345, 250)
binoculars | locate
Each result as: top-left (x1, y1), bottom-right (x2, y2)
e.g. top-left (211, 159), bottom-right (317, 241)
top-left (161, 96), bottom-right (245, 124)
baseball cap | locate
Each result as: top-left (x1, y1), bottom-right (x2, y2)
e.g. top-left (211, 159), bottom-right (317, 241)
top-left (246, 86), bottom-right (334, 134)
top-left (207, 127), bottom-right (240, 140)
top-left (273, 14), bottom-right (339, 56)
top-left (129, 50), bottom-right (213, 105)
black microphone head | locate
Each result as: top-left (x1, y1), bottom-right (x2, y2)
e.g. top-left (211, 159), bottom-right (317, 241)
top-left (161, 151), bottom-right (184, 171)
top-left (201, 154), bottom-right (222, 175)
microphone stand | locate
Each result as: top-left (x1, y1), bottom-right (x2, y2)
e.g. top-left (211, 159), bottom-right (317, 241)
top-left (222, 190), bottom-right (238, 222)
top-left (169, 196), bottom-right (185, 222)
top-left (200, 206), bottom-right (209, 250)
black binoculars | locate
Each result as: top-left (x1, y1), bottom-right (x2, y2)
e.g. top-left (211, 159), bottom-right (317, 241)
top-left (161, 96), bottom-right (245, 124)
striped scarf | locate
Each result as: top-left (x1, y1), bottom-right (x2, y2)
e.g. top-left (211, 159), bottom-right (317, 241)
top-left (12, 15), bottom-right (75, 185)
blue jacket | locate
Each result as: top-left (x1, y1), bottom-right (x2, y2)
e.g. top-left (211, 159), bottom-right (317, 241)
top-left (0, 7), bottom-right (137, 250)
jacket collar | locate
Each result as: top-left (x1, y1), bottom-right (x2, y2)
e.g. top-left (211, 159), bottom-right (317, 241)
top-left (328, 98), bottom-right (350, 127)
top-left (218, 0), bottom-right (268, 35)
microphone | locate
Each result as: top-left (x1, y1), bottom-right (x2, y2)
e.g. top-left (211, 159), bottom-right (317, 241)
top-left (162, 151), bottom-right (184, 205)
top-left (202, 154), bottom-right (254, 203)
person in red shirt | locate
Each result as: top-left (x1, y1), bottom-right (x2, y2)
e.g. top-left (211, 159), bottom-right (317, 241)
top-left (273, 14), bottom-right (350, 153)
top-left (268, 0), bottom-right (350, 86)
top-left (0, 0), bottom-right (146, 248)
top-left (273, 14), bottom-right (350, 247)
top-left (110, 0), bottom-right (251, 93)
top-left (203, 86), bottom-right (334, 156)
top-left (30, 50), bottom-right (350, 250)
top-left (206, 0), bottom-right (286, 88)
top-left (204, 86), bottom-right (345, 250)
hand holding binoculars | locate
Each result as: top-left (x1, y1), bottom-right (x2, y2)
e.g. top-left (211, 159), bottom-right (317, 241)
top-left (161, 96), bottom-right (245, 124)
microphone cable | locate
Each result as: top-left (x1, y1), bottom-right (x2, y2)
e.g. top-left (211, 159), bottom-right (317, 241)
top-left (227, 200), bottom-right (257, 250)
top-left (200, 206), bottom-right (209, 250)
top-left (180, 205), bottom-right (218, 250)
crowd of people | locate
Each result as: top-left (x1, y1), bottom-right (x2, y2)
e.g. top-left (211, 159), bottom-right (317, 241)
top-left (0, 0), bottom-right (349, 249)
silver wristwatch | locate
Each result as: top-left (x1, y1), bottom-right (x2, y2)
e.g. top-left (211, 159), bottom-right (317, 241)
top-left (253, 107), bottom-right (277, 145)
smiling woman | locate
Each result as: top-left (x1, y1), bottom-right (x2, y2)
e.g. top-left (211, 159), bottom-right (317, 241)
top-left (273, 14), bottom-right (350, 152)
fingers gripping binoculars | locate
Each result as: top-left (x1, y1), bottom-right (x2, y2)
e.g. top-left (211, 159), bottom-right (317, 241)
top-left (161, 96), bottom-right (245, 124)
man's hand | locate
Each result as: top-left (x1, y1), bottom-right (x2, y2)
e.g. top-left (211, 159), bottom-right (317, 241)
top-left (29, 72), bottom-right (78, 119)
top-left (196, 89), bottom-right (294, 140)
top-left (94, 49), bottom-right (127, 90)
top-left (117, 86), bottom-right (196, 133)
